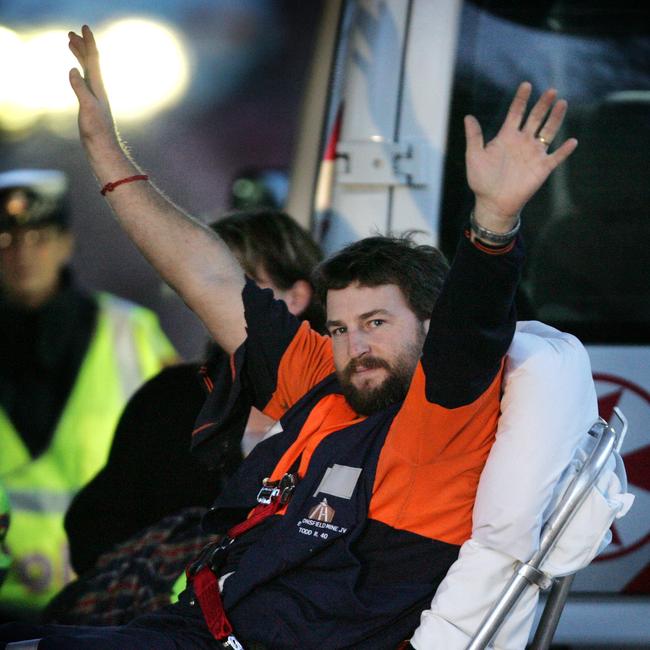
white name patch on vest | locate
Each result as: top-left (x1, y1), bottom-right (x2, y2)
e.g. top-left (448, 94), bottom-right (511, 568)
top-left (313, 464), bottom-right (361, 500)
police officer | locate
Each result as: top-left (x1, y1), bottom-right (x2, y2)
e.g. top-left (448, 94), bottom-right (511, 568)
top-left (0, 169), bottom-right (176, 620)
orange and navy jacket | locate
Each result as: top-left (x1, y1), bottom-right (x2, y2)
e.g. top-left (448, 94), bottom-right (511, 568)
top-left (191, 233), bottom-right (523, 649)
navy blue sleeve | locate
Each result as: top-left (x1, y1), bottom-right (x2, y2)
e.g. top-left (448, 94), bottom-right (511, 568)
top-left (240, 277), bottom-right (303, 409)
top-left (190, 278), bottom-right (302, 464)
top-left (421, 232), bottom-right (524, 408)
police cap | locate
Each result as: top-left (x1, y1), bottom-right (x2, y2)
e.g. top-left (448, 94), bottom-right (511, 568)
top-left (0, 169), bottom-right (69, 231)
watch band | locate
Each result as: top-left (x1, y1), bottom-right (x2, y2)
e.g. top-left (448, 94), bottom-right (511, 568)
top-left (469, 210), bottom-right (521, 245)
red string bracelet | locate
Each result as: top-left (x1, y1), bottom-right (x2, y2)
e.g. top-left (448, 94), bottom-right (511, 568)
top-left (100, 174), bottom-right (149, 196)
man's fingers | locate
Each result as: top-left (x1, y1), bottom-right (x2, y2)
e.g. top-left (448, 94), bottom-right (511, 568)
top-left (68, 68), bottom-right (87, 102)
top-left (81, 25), bottom-right (100, 64)
top-left (464, 114), bottom-right (484, 152)
top-left (536, 99), bottom-right (568, 144)
top-left (548, 137), bottom-right (578, 169)
top-left (68, 26), bottom-right (110, 105)
top-left (68, 32), bottom-right (85, 64)
top-left (503, 81), bottom-right (532, 129)
top-left (68, 27), bottom-right (99, 71)
top-left (523, 87), bottom-right (557, 135)
top-left (68, 43), bottom-right (80, 66)
top-left (69, 66), bottom-right (101, 110)
top-left (82, 25), bottom-right (95, 46)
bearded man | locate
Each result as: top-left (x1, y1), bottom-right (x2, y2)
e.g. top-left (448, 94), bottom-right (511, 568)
top-left (0, 25), bottom-right (577, 650)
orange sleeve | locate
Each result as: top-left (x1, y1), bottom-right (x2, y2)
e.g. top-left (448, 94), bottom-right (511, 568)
top-left (262, 321), bottom-right (335, 420)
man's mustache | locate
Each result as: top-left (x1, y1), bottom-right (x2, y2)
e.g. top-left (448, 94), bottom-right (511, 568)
top-left (343, 356), bottom-right (391, 381)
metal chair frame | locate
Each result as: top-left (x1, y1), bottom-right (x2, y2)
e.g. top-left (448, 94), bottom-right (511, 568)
top-left (466, 407), bottom-right (628, 650)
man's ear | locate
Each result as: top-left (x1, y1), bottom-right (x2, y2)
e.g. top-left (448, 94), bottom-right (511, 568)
top-left (284, 279), bottom-right (313, 317)
top-left (423, 318), bottom-right (431, 335)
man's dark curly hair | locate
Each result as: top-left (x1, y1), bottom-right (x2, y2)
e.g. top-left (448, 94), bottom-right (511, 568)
top-left (312, 235), bottom-right (450, 321)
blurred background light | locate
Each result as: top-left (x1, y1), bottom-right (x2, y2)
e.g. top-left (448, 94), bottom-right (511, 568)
top-left (98, 18), bottom-right (190, 120)
top-left (0, 26), bottom-right (37, 132)
top-left (21, 29), bottom-right (75, 113)
top-left (0, 18), bottom-right (190, 134)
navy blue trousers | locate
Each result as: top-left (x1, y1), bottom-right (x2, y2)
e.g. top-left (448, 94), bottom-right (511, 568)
top-left (0, 598), bottom-right (222, 649)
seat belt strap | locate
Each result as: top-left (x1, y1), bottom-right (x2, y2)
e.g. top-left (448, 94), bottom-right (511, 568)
top-left (193, 565), bottom-right (233, 641)
top-left (188, 471), bottom-right (298, 646)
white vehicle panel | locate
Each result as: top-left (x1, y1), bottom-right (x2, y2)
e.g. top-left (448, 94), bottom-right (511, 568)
top-left (390, 0), bottom-right (461, 245)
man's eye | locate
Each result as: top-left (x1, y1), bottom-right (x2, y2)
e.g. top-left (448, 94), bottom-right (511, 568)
top-left (369, 319), bottom-right (384, 328)
top-left (331, 327), bottom-right (346, 337)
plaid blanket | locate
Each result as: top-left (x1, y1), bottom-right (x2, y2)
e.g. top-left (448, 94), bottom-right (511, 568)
top-left (44, 507), bottom-right (219, 625)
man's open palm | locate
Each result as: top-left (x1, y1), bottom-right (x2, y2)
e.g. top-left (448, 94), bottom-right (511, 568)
top-left (465, 82), bottom-right (578, 223)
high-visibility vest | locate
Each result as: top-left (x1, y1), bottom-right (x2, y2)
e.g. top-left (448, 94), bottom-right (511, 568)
top-left (0, 293), bottom-right (176, 613)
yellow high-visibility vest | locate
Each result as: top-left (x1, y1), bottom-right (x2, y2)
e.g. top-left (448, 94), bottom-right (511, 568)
top-left (0, 293), bottom-right (176, 613)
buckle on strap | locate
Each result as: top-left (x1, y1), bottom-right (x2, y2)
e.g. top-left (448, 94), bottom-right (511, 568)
top-left (278, 472), bottom-right (298, 504)
top-left (188, 536), bottom-right (233, 577)
top-left (256, 473), bottom-right (298, 506)
top-left (256, 484), bottom-right (280, 505)
top-left (222, 635), bottom-right (245, 650)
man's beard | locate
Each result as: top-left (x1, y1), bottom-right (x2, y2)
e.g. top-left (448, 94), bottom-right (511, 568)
top-left (338, 336), bottom-right (424, 416)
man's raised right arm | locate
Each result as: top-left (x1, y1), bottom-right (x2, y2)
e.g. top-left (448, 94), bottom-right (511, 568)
top-left (68, 25), bottom-right (246, 355)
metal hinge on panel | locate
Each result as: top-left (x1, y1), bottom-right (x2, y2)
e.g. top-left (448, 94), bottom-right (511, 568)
top-left (336, 139), bottom-right (427, 187)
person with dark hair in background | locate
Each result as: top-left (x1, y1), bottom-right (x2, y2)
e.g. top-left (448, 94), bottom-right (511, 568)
top-left (50, 209), bottom-right (324, 625)
top-left (0, 169), bottom-right (176, 622)
top-left (212, 210), bottom-right (325, 334)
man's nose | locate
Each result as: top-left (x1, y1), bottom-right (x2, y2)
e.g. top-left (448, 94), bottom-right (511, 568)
top-left (347, 330), bottom-right (370, 358)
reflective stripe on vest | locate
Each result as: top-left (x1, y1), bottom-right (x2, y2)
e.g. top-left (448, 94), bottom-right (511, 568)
top-left (0, 294), bottom-right (175, 611)
top-left (103, 294), bottom-right (142, 400)
top-left (5, 490), bottom-right (76, 515)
